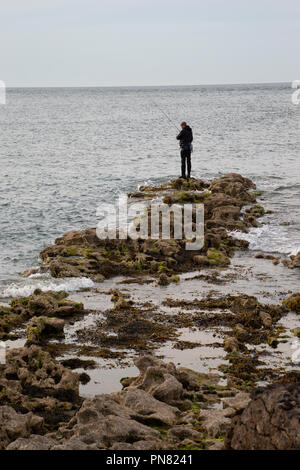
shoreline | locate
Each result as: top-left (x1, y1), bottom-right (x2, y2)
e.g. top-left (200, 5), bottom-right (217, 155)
top-left (1, 173), bottom-right (300, 450)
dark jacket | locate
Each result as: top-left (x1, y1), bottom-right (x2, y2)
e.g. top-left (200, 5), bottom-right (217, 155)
top-left (176, 125), bottom-right (193, 149)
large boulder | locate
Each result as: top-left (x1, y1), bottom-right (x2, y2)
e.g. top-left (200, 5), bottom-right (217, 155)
top-left (127, 355), bottom-right (183, 404)
top-left (53, 393), bottom-right (161, 449)
top-left (0, 406), bottom-right (44, 450)
top-left (120, 389), bottom-right (179, 426)
top-left (200, 409), bottom-right (233, 438)
top-left (226, 384), bottom-right (300, 449)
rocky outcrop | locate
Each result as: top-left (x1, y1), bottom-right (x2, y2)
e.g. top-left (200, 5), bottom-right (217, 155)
top-left (226, 384), bottom-right (300, 450)
top-left (0, 289), bottom-right (85, 341)
top-left (2, 354), bottom-right (243, 450)
top-left (4, 353), bottom-right (299, 451)
top-left (10, 289), bottom-right (84, 319)
top-left (38, 174), bottom-right (262, 281)
top-left (52, 393), bottom-right (163, 450)
top-left (0, 346), bottom-right (80, 424)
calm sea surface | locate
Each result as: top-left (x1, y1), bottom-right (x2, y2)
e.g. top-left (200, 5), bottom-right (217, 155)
top-left (0, 84), bottom-right (299, 297)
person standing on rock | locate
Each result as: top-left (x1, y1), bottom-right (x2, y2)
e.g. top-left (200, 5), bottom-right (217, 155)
top-left (176, 122), bottom-right (193, 179)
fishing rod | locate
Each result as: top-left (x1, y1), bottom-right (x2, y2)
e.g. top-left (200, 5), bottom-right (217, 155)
top-left (151, 100), bottom-right (180, 132)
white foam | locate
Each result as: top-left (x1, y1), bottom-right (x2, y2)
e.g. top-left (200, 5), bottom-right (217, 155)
top-left (0, 276), bottom-right (95, 299)
top-left (230, 225), bottom-right (300, 256)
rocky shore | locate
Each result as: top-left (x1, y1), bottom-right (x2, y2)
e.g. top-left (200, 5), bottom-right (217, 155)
top-left (1, 173), bottom-right (299, 450)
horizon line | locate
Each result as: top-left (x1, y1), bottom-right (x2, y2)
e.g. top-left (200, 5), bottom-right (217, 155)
top-left (5, 80), bottom-right (291, 89)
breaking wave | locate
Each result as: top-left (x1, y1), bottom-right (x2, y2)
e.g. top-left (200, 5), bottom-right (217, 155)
top-left (230, 225), bottom-right (300, 256)
top-left (0, 275), bottom-right (95, 299)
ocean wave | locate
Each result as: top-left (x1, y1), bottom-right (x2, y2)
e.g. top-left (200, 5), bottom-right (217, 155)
top-left (229, 225), bottom-right (300, 255)
top-left (0, 276), bottom-right (95, 299)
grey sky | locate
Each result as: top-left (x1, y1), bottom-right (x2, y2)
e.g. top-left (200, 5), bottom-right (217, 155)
top-left (2, 0), bottom-right (300, 87)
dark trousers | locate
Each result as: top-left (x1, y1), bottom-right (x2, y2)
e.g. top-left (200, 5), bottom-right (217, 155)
top-left (181, 149), bottom-right (191, 178)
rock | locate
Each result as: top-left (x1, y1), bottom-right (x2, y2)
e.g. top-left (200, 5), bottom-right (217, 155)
top-left (170, 177), bottom-right (209, 191)
top-left (255, 253), bottom-right (276, 260)
top-left (247, 205), bottom-right (265, 218)
top-left (208, 440), bottom-right (224, 450)
top-left (292, 328), bottom-right (300, 338)
top-left (200, 409), bottom-right (232, 438)
top-left (158, 273), bottom-right (170, 286)
top-left (112, 439), bottom-right (165, 450)
top-left (55, 394), bottom-right (161, 449)
top-left (10, 289), bottom-right (84, 319)
top-left (175, 367), bottom-right (203, 390)
top-left (51, 438), bottom-right (99, 450)
top-left (283, 293), bottom-right (300, 313)
top-left (0, 346), bottom-right (80, 421)
top-left (127, 356), bottom-right (183, 404)
top-left (111, 289), bottom-right (132, 309)
top-left (167, 425), bottom-right (202, 442)
top-left (233, 324), bottom-right (248, 341)
top-left (230, 294), bottom-right (258, 314)
top-left (7, 435), bottom-right (56, 450)
top-left (0, 406), bottom-right (44, 450)
top-left (267, 336), bottom-right (279, 348)
top-left (49, 260), bottom-right (83, 278)
top-left (120, 388), bottom-right (178, 426)
top-left (21, 267), bottom-right (41, 278)
top-left (259, 311), bottom-right (273, 328)
top-left (1, 290), bottom-right (80, 341)
top-left (289, 252), bottom-right (300, 268)
top-left (128, 191), bottom-right (147, 198)
top-left (130, 440), bottom-right (163, 450)
top-left (210, 205), bottom-right (243, 230)
top-left (193, 255), bottom-right (210, 266)
top-left (223, 337), bottom-right (240, 353)
top-left (140, 367), bottom-right (183, 404)
top-left (226, 384), bottom-right (300, 450)
top-left (151, 374), bottom-right (183, 404)
top-left (0, 353), bottom-right (255, 450)
top-left (206, 248), bottom-right (230, 267)
top-left (109, 442), bottom-right (135, 450)
top-left (37, 173), bottom-right (258, 282)
top-left (180, 438), bottom-right (202, 449)
top-left (209, 173), bottom-right (256, 203)
top-left (222, 392), bottom-right (251, 412)
top-left (60, 358), bottom-right (96, 370)
top-left (282, 252), bottom-right (300, 269)
top-left (26, 316), bottom-right (65, 344)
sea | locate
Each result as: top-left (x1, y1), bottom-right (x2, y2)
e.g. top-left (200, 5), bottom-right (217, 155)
top-left (0, 83), bottom-right (299, 298)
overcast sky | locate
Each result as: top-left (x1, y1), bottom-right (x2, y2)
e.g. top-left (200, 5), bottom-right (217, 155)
top-left (2, 0), bottom-right (300, 87)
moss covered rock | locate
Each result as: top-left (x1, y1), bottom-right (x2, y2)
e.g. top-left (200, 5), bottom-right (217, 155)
top-left (207, 248), bottom-right (230, 267)
top-left (282, 293), bottom-right (300, 313)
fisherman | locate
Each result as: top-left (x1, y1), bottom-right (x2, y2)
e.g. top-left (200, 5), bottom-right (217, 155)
top-left (176, 122), bottom-right (193, 179)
